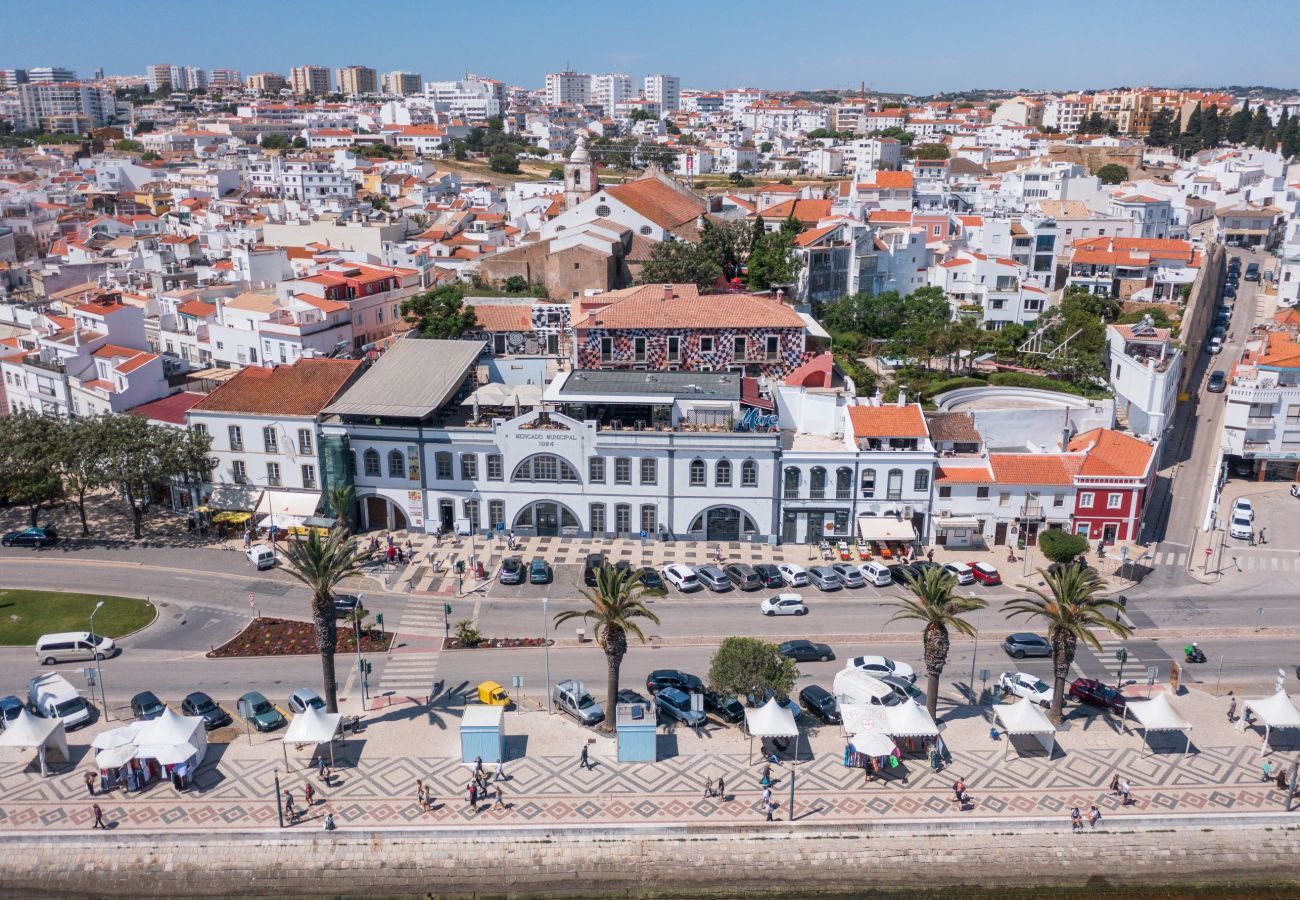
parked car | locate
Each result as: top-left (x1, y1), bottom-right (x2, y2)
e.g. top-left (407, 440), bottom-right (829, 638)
top-left (35, 631), bottom-right (117, 666)
top-left (528, 558), bottom-right (552, 584)
top-left (704, 690), bottom-right (745, 724)
top-left (760, 593), bottom-right (807, 616)
top-left (130, 690), bottom-right (166, 720)
top-left (1229, 513), bottom-right (1253, 541)
top-left (2, 526), bottom-right (58, 548)
top-left (637, 567), bottom-right (666, 593)
top-left (859, 561), bottom-right (893, 587)
top-left (777, 563), bottom-right (809, 588)
top-left (807, 566), bottom-right (842, 590)
top-left (888, 563), bottom-right (920, 584)
top-left (1003, 632), bottom-right (1052, 659)
top-left (719, 563), bottom-right (759, 591)
top-left (778, 639), bottom-right (834, 662)
top-left (582, 553), bottom-right (607, 587)
top-left (998, 671), bottom-right (1053, 708)
top-left (695, 565), bottom-right (732, 592)
top-left (1207, 336), bottom-right (1223, 355)
top-left (968, 561), bottom-right (1002, 586)
top-left (1223, 284), bottom-right (1237, 301)
top-left (616, 689), bottom-right (651, 708)
top-left (1245, 262), bottom-right (1261, 281)
top-left (753, 564), bottom-right (786, 589)
top-left (798, 685), bottom-right (842, 725)
top-left (245, 544), bottom-right (276, 570)
top-left (655, 687), bottom-right (705, 727)
top-left (1207, 370), bottom-right (1227, 393)
top-left (0, 694), bottom-right (24, 728)
top-left (1232, 498), bottom-right (1255, 522)
top-left (237, 691), bottom-right (286, 732)
top-left (181, 691), bottom-right (231, 730)
top-left (288, 688), bottom-right (325, 714)
top-left (881, 673), bottom-right (926, 706)
top-left (499, 556), bottom-right (524, 585)
top-left (941, 562), bottom-right (975, 585)
top-left (1068, 677), bottom-right (1127, 713)
top-left (646, 669), bottom-right (704, 696)
top-left (662, 563), bottom-right (701, 592)
top-left (830, 563), bottom-right (865, 588)
top-left (846, 655), bottom-right (916, 683)
top-left (333, 592), bottom-right (362, 619)
top-left (553, 679), bottom-right (604, 726)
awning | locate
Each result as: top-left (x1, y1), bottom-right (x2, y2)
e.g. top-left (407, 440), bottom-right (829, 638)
top-left (212, 511), bottom-right (252, 524)
top-left (257, 490), bottom-right (321, 530)
top-left (856, 516), bottom-right (918, 543)
top-left (207, 483), bottom-right (262, 512)
top-left (934, 517), bottom-right (981, 530)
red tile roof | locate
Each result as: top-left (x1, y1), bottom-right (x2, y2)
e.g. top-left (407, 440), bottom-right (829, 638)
top-left (191, 358), bottom-right (362, 417)
top-left (935, 464), bottom-right (993, 484)
top-left (130, 391), bottom-right (206, 425)
top-left (471, 304), bottom-right (532, 332)
top-left (177, 299), bottom-right (217, 318)
top-left (987, 453), bottom-right (1083, 485)
top-left (1068, 428), bottom-right (1154, 478)
top-left (605, 176), bottom-right (707, 236)
top-left (848, 404), bottom-right (928, 439)
top-left (572, 284), bottom-right (803, 330)
top-left (758, 198), bottom-right (832, 224)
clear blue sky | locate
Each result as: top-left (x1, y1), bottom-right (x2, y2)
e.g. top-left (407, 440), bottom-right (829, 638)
top-left (6, 0), bottom-right (1297, 94)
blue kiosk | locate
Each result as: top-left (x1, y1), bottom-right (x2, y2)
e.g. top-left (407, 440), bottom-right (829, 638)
top-left (460, 704), bottom-right (505, 763)
top-left (616, 702), bottom-right (657, 762)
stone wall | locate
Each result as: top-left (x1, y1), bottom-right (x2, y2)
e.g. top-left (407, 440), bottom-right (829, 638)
top-left (1180, 242), bottom-right (1226, 391)
top-left (4, 819), bottom-right (1300, 896)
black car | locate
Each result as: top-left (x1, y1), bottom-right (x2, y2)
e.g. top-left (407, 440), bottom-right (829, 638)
top-left (645, 669), bottom-right (704, 695)
top-left (130, 690), bottom-right (166, 720)
top-left (181, 691), bottom-right (232, 729)
top-left (704, 690), bottom-right (745, 724)
top-left (614, 561), bottom-right (665, 594)
top-left (1207, 370), bottom-right (1227, 393)
top-left (724, 563), bottom-right (762, 591)
top-left (753, 564), bottom-right (786, 589)
top-left (333, 592), bottom-right (362, 619)
top-left (616, 689), bottom-right (652, 707)
top-left (799, 685), bottom-right (842, 724)
top-left (889, 563), bottom-right (921, 584)
top-left (1, 526), bottom-right (58, 548)
top-left (777, 639), bottom-right (834, 662)
top-left (1245, 262), bottom-right (1260, 282)
top-left (582, 553), bottom-right (607, 587)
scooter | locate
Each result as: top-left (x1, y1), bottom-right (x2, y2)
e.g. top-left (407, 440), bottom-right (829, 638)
top-left (1184, 644), bottom-right (1207, 664)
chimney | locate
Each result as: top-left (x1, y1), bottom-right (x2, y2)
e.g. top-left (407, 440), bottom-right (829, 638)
top-left (897, 390), bottom-right (907, 407)
top-left (775, 288), bottom-right (785, 305)
top-left (662, 284), bottom-right (673, 302)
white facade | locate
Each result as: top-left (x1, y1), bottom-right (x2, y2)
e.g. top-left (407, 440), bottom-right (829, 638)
top-left (245, 157), bottom-right (355, 202)
top-left (545, 71), bottom-right (592, 107)
top-left (644, 74), bottom-right (681, 113)
top-left (1107, 324), bottom-right (1182, 439)
top-left (190, 409), bottom-right (323, 495)
top-left (592, 74), bottom-right (633, 116)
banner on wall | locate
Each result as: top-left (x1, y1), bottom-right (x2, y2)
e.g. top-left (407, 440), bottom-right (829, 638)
top-left (407, 490), bottom-right (424, 528)
top-left (407, 446), bottom-right (421, 482)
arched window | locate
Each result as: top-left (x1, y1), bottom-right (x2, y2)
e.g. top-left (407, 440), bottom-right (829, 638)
top-left (511, 453), bottom-right (580, 483)
top-left (741, 459), bottom-right (758, 487)
top-left (887, 468), bottom-right (904, 500)
top-left (363, 448), bottom-right (381, 477)
top-left (783, 467), bottom-right (801, 499)
top-left (689, 458), bottom-right (707, 486)
top-left (809, 466), bottom-right (827, 499)
top-left (914, 469), bottom-right (930, 492)
top-left (836, 467), bottom-right (852, 499)
top-left (715, 459), bottom-right (732, 487)
top-left (861, 468), bottom-right (876, 498)
top-left (387, 449), bottom-right (406, 479)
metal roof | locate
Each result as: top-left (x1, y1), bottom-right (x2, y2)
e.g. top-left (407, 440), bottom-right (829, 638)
top-left (555, 370), bottom-right (741, 400)
top-left (324, 337), bottom-right (483, 419)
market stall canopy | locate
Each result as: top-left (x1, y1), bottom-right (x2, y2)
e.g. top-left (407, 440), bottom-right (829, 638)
top-left (995, 697), bottom-right (1057, 735)
top-left (884, 701), bottom-right (940, 737)
top-left (744, 697), bottom-right (799, 738)
top-left (856, 516), bottom-right (918, 543)
top-left (283, 705), bottom-right (342, 745)
top-left (841, 703), bottom-right (887, 737)
top-left (91, 722), bottom-right (145, 750)
top-left (0, 709), bottom-right (68, 775)
top-left (258, 489), bottom-right (322, 531)
top-left (207, 483), bottom-right (263, 512)
top-left (1243, 691), bottom-right (1300, 729)
top-left (1125, 694), bottom-right (1193, 732)
top-left (95, 744), bottom-right (138, 769)
top-left (135, 708), bottom-right (208, 765)
top-left (849, 731), bottom-right (898, 757)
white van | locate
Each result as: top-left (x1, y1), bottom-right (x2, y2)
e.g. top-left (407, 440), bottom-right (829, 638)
top-left (831, 668), bottom-right (900, 707)
top-left (28, 672), bottom-right (91, 729)
top-left (246, 544), bottom-right (276, 570)
top-left (859, 561), bottom-right (893, 587)
top-left (35, 631), bottom-right (116, 666)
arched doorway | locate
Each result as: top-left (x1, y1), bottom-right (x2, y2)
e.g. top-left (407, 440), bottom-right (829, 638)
top-left (514, 500), bottom-right (581, 536)
top-left (689, 506), bottom-right (758, 542)
top-left (362, 495), bottom-right (408, 531)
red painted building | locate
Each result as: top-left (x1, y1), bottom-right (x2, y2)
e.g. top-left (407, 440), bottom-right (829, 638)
top-left (1067, 428), bottom-right (1157, 543)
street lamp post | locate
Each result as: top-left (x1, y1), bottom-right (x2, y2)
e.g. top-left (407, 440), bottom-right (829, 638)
top-left (274, 768), bottom-right (284, 828)
top-left (968, 592), bottom-right (979, 705)
top-left (89, 601), bottom-right (108, 721)
top-left (542, 596), bottom-right (552, 714)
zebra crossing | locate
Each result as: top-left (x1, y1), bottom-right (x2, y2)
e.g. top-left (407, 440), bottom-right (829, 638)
top-left (396, 597), bottom-right (449, 638)
top-left (375, 598), bottom-right (446, 698)
top-left (1147, 547), bottom-right (1297, 572)
top-left (1081, 638), bottom-right (1148, 683)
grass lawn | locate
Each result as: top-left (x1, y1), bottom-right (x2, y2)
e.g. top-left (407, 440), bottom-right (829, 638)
top-left (0, 590), bottom-right (156, 646)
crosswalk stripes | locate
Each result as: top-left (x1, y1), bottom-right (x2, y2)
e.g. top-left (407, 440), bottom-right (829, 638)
top-left (377, 653), bottom-right (440, 695)
top-left (1080, 638), bottom-right (1145, 682)
top-left (396, 599), bottom-right (447, 638)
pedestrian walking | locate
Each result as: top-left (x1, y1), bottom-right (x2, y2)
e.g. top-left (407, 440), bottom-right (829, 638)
top-left (1263, 760), bottom-right (1274, 782)
top-left (761, 785), bottom-right (772, 810)
top-left (493, 785), bottom-right (505, 811)
top-left (423, 784), bottom-right (434, 809)
top-left (474, 756), bottom-right (485, 780)
top-left (84, 771), bottom-right (96, 796)
top-left (1277, 770), bottom-right (1289, 792)
top-left (1070, 807), bottom-right (1082, 832)
top-left (494, 759), bottom-right (505, 782)
top-left (92, 803), bottom-right (105, 830)
top-left (926, 547), bottom-right (935, 563)
top-left (928, 745), bottom-right (940, 771)
top-left (952, 777), bottom-right (966, 805)
top-left (284, 790), bottom-right (296, 822)
top-left (1108, 774), bottom-right (1120, 795)
top-left (1260, 527), bottom-right (1267, 545)
top-left (1088, 805), bottom-right (1101, 828)
top-left (386, 532), bottom-right (394, 549)
top-left (765, 800), bottom-right (775, 822)
top-left (416, 778), bottom-right (425, 805)
top-left (466, 781), bottom-right (477, 811)
top-left (387, 544), bottom-right (397, 564)
top-left (1227, 693), bottom-right (1237, 723)
top-left (405, 538), bottom-right (414, 558)
top-left (579, 744), bottom-right (590, 770)
top-left (1120, 779), bottom-right (1132, 806)
top-left (716, 776), bottom-right (726, 801)
top-left (243, 530), bottom-right (252, 549)
top-left (324, 812), bottom-right (336, 831)
top-left (760, 763), bottom-right (772, 787)
top-left (319, 761), bottom-right (331, 786)
top-left (303, 783), bottom-right (315, 807)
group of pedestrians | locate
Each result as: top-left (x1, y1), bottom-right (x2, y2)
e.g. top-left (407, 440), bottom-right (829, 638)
top-left (1109, 773), bottom-right (1134, 806)
top-left (702, 775), bottom-right (726, 801)
top-left (1070, 805), bottom-right (1103, 831)
top-left (465, 756), bottom-right (507, 813)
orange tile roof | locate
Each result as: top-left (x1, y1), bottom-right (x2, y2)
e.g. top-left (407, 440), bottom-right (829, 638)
top-left (1249, 330), bottom-right (1300, 369)
top-left (572, 284), bottom-right (803, 330)
top-left (794, 222), bottom-right (842, 247)
top-left (191, 358), bottom-right (362, 417)
top-left (470, 304), bottom-right (532, 332)
top-left (1068, 428), bottom-right (1154, 478)
top-left (177, 299), bottom-right (217, 318)
top-left (758, 198), bottom-right (832, 224)
top-left (605, 176), bottom-right (706, 234)
top-left (935, 464), bottom-right (993, 484)
top-left (848, 404), bottom-right (928, 439)
top-left (987, 454), bottom-right (1082, 485)
top-left (872, 171), bottom-right (914, 189)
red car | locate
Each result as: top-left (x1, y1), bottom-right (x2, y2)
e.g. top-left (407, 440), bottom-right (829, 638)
top-left (967, 561), bottom-right (1002, 586)
top-left (1067, 678), bottom-right (1127, 713)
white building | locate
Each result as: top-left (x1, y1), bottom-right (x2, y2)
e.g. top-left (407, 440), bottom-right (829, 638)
top-left (1221, 325), bottom-right (1300, 481)
top-left (592, 74), bottom-right (633, 116)
top-left (545, 71), bottom-right (592, 107)
top-left (644, 74), bottom-right (681, 113)
top-left (1107, 321), bottom-right (1182, 439)
top-left (381, 71), bottom-right (422, 96)
top-left (16, 82), bottom-right (117, 133)
top-left (245, 157), bottom-right (355, 202)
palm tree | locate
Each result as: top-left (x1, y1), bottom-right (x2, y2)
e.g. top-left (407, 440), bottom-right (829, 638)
top-left (554, 564), bottom-right (660, 734)
top-left (281, 528), bottom-right (365, 713)
top-left (1002, 564), bottom-right (1132, 721)
top-left (886, 567), bottom-right (987, 719)
top-left (324, 483), bottom-right (356, 536)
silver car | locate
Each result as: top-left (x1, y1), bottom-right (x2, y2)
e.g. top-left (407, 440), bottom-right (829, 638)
top-left (808, 566), bottom-right (842, 590)
top-left (695, 566), bottom-right (732, 591)
top-left (830, 564), bottom-right (865, 588)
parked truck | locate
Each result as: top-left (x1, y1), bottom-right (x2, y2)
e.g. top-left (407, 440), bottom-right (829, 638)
top-left (553, 679), bottom-right (605, 726)
top-left (28, 672), bottom-right (92, 729)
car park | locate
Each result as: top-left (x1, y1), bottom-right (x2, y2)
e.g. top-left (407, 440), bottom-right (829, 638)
top-left (846, 655), bottom-right (916, 683)
top-left (859, 561), bottom-right (893, 587)
top-left (778, 639), bottom-right (833, 662)
top-left (662, 564), bottom-right (701, 592)
top-left (760, 593), bottom-right (807, 616)
top-left (1207, 370), bottom-right (1227, 393)
top-left (1232, 498), bottom-right (1254, 522)
top-left (288, 688), bottom-right (325, 714)
top-left (941, 562), bottom-right (975, 585)
top-left (753, 564), bottom-right (786, 589)
top-left (181, 691), bottom-right (231, 729)
top-left (1068, 677), bottom-right (1127, 713)
top-left (969, 561), bottom-right (1002, 586)
top-left (696, 565), bottom-right (732, 591)
top-left (655, 687), bottom-right (705, 727)
top-left (499, 556), bottom-right (524, 585)
top-left (130, 690), bottom-right (166, 720)
top-left (807, 566), bottom-right (842, 590)
top-left (830, 563), bottom-right (865, 588)
top-left (582, 554), bottom-right (607, 587)
top-left (777, 563), bottom-right (809, 587)
top-left (704, 690), bottom-right (745, 724)
top-left (723, 563), bottom-right (763, 590)
top-left (1003, 633), bottom-right (1052, 659)
top-left (2, 526), bottom-right (58, 548)
top-left (646, 669), bottom-right (704, 695)
top-left (998, 671), bottom-right (1053, 708)
top-left (528, 558), bottom-right (551, 584)
top-left (0, 695), bottom-right (24, 729)
top-left (236, 691), bottom-right (286, 732)
top-left (881, 674), bottom-right (926, 706)
top-left (1229, 513), bottom-right (1253, 541)
top-left (798, 685), bottom-right (841, 724)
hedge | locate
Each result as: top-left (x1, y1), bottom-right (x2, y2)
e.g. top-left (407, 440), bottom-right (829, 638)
top-left (987, 372), bottom-right (1108, 399)
top-left (923, 376), bottom-right (987, 399)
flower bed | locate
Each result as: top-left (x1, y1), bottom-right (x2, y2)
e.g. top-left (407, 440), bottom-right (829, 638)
top-left (445, 637), bottom-right (550, 650)
top-left (208, 616), bottom-right (393, 658)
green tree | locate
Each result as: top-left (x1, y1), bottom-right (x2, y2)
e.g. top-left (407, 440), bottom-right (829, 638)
top-left (502, 275), bottom-right (529, 293)
top-left (452, 141), bottom-right (468, 160)
top-left (98, 415), bottom-right (212, 538)
top-left (489, 152), bottom-right (520, 174)
top-left (627, 108), bottom-right (655, 123)
top-left (910, 142), bottom-right (951, 160)
top-left (1002, 566), bottom-right (1131, 720)
top-left (747, 215), bottom-right (804, 291)
top-left (707, 636), bottom-right (799, 704)
top-left (1247, 106), bottom-right (1272, 148)
top-left (886, 568), bottom-right (986, 719)
top-left (140, 151), bottom-right (161, 161)
top-left (759, 141), bottom-right (773, 153)
top-left (1037, 529), bottom-right (1089, 565)
top-left (0, 411), bottom-right (65, 527)
top-left (280, 528), bottom-right (366, 712)
top-left (553, 564), bottom-right (660, 734)
top-left (56, 416), bottom-right (112, 536)
top-left (1095, 163), bottom-right (1128, 185)
top-left (1201, 106), bottom-right (1222, 149)
top-left (291, 135), bottom-right (308, 149)
top-left (1225, 100), bottom-right (1251, 144)
top-left (323, 483), bottom-right (356, 535)
top-left (1145, 108), bottom-right (1176, 148)
top-left (260, 133), bottom-right (290, 150)
top-left (113, 138), bottom-right (144, 152)
top-left (547, 166), bottom-right (564, 179)
top-left (637, 239), bottom-right (721, 291)
top-left (697, 219), bottom-right (752, 282)
top-left (400, 284), bottom-right (477, 338)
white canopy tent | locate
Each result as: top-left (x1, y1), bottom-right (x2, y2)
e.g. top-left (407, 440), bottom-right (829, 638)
top-left (849, 730), bottom-right (898, 758)
top-left (462, 383), bottom-right (545, 419)
top-left (134, 708), bottom-right (208, 775)
top-left (1242, 691), bottom-right (1300, 753)
top-left (0, 709), bottom-right (68, 776)
top-left (840, 703), bottom-right (887, 738)
top-left (856, 516), bottom-right (918, 543)
top-left (1124, 694), bottom-right (1194, 759)
top-left (994, 697), bottom-right (1058, 758)
top-left (744, 697), bottom-right (800, 763)
top-left (282, 705), bottom-right (343, 769)
top-left (92, 722), bottom-right (144, 769)
top-left (884, 702), bottom-right (940, 739)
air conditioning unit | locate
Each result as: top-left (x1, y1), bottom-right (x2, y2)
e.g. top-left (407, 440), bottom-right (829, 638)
top-left (939, 509), bottom-right (951, 518)
top-left (902, 506), bottom-right (913, 519)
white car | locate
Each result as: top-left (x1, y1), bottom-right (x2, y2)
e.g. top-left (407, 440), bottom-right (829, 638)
top-left (997, 671), bottom-right (1053, 708)
top-left (846, 655), bottom-right (916, 684)
top-left (1231, 498), bottom-right (1254, 522)
top-left (662, 564), bottom-right (701, 592)
top-left (776, 563), bottom-right (809, 588)
top-left (760, 593), bottom-right (807, 616)
top-left (941, 562), bottom-right (975, 585)
top-left (1228, 514), bottom-right (1253, 541)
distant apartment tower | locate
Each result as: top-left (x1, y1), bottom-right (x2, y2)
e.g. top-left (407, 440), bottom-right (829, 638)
top-left (246, 72), bottom-right (288, 93)
top-left (335, 65), bottom-right (378, 95)
top-left (180, 66), bottom-right (207, 91)
top-left (290, 65), bottom-right (331, 96)
top-left (0, 69), bottom-right (29, 90)
top-left (209, 68), bottom-right (243, 88)
top-left (591, 73), bottom-right (633, 116)
top-left (381, 70), bottom-right (422, 96)
top-left (545, 70), bottom-right (592, 106)
top-left (26, 67), bottom-right (76, 84)
top-left (424, 77), bottom-right (502, 119)
top-left (92, 68), bottom-right (104, 81)
top-left (16, 81), bottom-right (117, 133)
top-left (643, 74), bottom-right (680, 113)
top-left (146, 64), bottom-right (174, 93)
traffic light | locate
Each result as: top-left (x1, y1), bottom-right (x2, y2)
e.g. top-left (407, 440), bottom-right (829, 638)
top-left (444, 603), bottom-right (452, 615)
top-left (1116, 648), bottom-right (1128, 663)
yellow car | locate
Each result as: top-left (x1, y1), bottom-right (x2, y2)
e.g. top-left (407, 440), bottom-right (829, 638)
top-left (477, 681), bottom-right (509, 706)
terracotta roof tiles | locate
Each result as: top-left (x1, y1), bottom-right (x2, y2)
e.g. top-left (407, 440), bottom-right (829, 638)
top-left (1068, 428), bottom-right (1154, 478)
top-left (191, 358), bottom-right (362, 417)
top-left (848, 404), bottom-right (928, 439)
